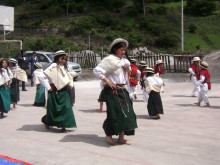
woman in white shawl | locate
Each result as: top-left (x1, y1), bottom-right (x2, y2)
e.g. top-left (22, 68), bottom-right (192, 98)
top-left (41, 50), bottom-right (77, 132)
top-left (93, 38), bottom-right (137, 145)
top-left (33, 62), bottom-right (51, 106)
top-left (144, 67), bottom-right (164, 119)
top-left (0, 58), bottom-right (12, 118)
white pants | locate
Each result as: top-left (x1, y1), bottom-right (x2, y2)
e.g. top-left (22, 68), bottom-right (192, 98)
top-left (198, 89), bottom-right (209, 104)
top-left (142, 89), bottom-right (148, 102)
top-left (191, 78), bottom-right (200, 96)
top-left (127, 84), bottom-right (138, 100)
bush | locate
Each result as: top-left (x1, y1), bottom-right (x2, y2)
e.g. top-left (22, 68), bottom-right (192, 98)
top-left (188, 24), bottom-right (197, 33)
top-left (185, 0), bottom-right (216, 16)
top-left (155, 33), bottom-right (178, 49)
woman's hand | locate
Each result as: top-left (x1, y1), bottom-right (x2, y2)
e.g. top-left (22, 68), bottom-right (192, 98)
top-left (103, 77), bottom-right (116, 89)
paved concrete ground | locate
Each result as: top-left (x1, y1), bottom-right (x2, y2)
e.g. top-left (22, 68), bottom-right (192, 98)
top-left (0, 79), bottom-right (220, 165)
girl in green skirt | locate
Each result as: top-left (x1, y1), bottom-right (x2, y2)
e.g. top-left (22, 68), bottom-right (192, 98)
top-left (93, 38), bottom-right (137, 145)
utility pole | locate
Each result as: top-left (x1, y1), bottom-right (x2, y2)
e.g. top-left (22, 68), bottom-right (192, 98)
top-left (143, 0), bottom-right (146, 15)
top-left (181, 0), bottom-right (184, 52)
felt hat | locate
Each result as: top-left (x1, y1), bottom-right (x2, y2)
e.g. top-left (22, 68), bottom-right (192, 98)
top-left (130, 59), bottom-right (136, 63)
top-left (192, 57), bottom-right (201, 62)
top-left (200, 61), bottom-right (208, 69)
top-left (143, 67), bottom-right (155, 74)
top-left (8, 58), bottom-right (18, 64)
top-left (156, 59), bottom-right (164, 65)
top-left (109, 38), bottom-right (129, 51)
top-left (34, 62), bottom-right (42, 69)
top-left (54, 50), bottom-right (68, 57)
top-left (139, 61), bottom-right (147, 67)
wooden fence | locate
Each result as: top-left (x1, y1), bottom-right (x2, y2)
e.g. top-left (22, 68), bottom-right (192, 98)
top-left (68, 51), bottom-right (203, 73)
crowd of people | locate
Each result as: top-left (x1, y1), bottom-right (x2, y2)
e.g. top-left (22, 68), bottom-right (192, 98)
top-left (0, 38), bottom-right (212, 145)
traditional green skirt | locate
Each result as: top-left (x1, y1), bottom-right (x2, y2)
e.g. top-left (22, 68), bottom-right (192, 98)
top-left (10, 79), bottom-right (20, 103)
top-left (98, 88), bottom-right (106, 102)
top-left (103, 86), bottom-right (137, 136)
top-left (0, 86), bottom-right (10, 113)
top-left (41, 87), bottom-right (77, 128)
top-left (34, 85), bottom-right (45, 107)
top-left (147, 91), bottom-right (164, 116)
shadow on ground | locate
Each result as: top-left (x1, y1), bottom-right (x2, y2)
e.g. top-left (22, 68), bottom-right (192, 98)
top-left (60, 134), bottom-right (112, 147)
top-left (17, 124), bottom-right (75, 133)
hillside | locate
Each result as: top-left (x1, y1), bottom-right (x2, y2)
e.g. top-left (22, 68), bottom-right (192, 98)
top-left (0, 0), bottom-right (220, 56)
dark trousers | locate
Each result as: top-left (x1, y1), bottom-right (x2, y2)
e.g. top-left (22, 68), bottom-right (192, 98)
top-left (22, 81), bottom-right (26, 90)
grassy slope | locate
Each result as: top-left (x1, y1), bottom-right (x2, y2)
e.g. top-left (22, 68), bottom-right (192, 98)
top-left (1, 1), bottom-right (220, 57)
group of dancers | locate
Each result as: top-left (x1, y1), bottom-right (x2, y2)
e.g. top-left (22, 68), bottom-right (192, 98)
top-left (188, 57), bottom-right (211, 107)
top-left (0, 38), bottom-right (211, 145)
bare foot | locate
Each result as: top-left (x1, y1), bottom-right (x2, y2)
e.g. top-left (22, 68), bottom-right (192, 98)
top-left (118, 138), bottom-right (130, 145)
top-left (44, 124), bottom-right (50, 129)
top-left (105, 136), bottom-right (115, 145)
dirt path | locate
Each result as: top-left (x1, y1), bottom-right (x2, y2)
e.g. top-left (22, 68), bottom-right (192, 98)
top-left (203, 50), bottom-right (220, 82)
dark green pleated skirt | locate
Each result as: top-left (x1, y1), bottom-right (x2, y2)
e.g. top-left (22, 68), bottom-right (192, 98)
top-left (41, 87), bottom-right (77, 128)
top-left (34, 85), bottom-right (45, 107)
top-left (10, 79), bottom-right (20, 103)
top-left (0, 86), bottom-right (10, 113)
top-left (103, 86), bottom-right (137, 136)
top-left (147, 91), bottom-right (164, 116)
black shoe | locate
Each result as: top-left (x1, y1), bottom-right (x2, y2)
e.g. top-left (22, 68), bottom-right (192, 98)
top-left (22, 89), bottom-right (27, 91)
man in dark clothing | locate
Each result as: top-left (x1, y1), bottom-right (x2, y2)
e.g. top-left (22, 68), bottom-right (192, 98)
top-left (17, 50), bottom-right (29, 91)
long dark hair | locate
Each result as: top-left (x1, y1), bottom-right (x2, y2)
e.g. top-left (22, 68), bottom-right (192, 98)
top-left (110, 42), bottom-right (126, 54)
top-left (0, 59), bottom-right (10, 76)
top-left (54, 54), bottom-right (65, 63)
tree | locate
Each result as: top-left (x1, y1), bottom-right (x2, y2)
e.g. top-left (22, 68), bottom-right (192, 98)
top-left (185, 0), bottom-right (216, 16)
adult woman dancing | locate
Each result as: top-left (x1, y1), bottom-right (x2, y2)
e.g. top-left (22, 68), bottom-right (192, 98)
top-left (42, 50), bottom-right (77, 132)
top-left (93, 38), bottom-right (137, 145)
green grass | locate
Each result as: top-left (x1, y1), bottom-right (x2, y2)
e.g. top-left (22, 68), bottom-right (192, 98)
top-left (184, 32), bottom-right (213, 51)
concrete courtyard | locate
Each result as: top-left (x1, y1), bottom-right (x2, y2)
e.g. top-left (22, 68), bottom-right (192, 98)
top-left (0, 78), bottom-right (220, 165)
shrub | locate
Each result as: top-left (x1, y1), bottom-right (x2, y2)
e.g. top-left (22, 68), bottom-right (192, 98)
top-left (188, 24), bottom-right (197, 33)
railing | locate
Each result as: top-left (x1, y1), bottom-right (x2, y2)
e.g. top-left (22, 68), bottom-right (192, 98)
top-left (68, 51), bottom-right (203, 73)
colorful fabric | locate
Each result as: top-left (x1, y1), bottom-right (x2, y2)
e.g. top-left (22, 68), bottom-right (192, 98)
top-left (0, 154), bottom-right (32, 165)
top-left (41, 86), bottom-right (77, 128)
top-left (102, 86), bottom-right (137, 136)
top-left (200, 69), bottom-right (211, 90)
top-left (190, 64), bottom-right (200, 80)
top-left (129, 64), bottom-right (139, 86)
top-left (34, 84), bottom-right (45, 107)
top-left (153, 65), bottom-right (164, 76)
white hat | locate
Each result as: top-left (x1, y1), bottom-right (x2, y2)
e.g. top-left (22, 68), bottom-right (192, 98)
top-left (109, 38), bottom-right (129, 51)
top-left (143, 67), bottom-right (155, 74)
top-left (130, 59), bottom-right (136, 63)
top-left (34, 62), bottom-right (42, 69)
top-left (192, 57), bottom-right (201, 62)
top-left (139, 61), bottom-right (147, 67)
top-left (200, 61), bottom-right (208, 69)
top-left (156, 59), bottom-right (164, 65)
top-left (9, 58), bottom-right (18, 64)
top-left (54, 50), bottom-right (68, 57)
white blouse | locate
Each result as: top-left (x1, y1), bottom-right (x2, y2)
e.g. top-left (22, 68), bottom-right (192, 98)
top-left (93, 66), bottom-right (129, 84)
